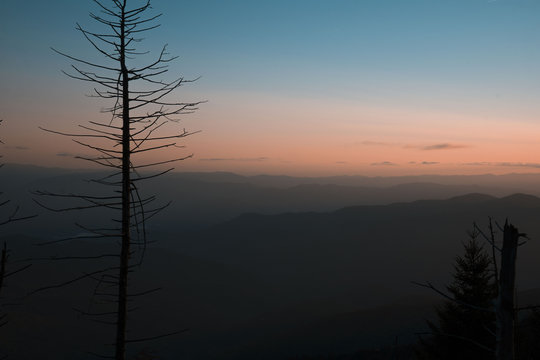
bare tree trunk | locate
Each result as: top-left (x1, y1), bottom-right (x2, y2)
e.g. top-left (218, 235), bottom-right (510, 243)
top-left (116, 3), bottom-right (130, 360)
top-left (495, 221), bottom-right (519, 360)
top-left (42, 1), bottom-right (202, 357)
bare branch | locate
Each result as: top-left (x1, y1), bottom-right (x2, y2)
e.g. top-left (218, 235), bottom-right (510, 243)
top-left (28, 267), bottom-right (120, 296)
top-left (124, 329), bottom-right (188, 344)
top-left (411, 281), bottom-right (493, 313)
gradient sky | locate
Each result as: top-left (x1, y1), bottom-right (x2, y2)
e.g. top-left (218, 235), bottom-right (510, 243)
top-left (1, 0), bottom-right (540, 176)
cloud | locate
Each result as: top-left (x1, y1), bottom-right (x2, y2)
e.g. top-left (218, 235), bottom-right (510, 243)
top-left (347, 140), bottom-right (400, 148)
top-left (499, 162), bottom-right (540, 168)
top-left (420, 143), bottom-right (468, 151)
top-left (409, 160), bottom-right (439, 165)
top-left (371, 161), bottom-right (397, 166)
top-left (463, 162), bottom-right (490, 166)
top-left (56, 152), bottom-right (74, 157)
top-left (360, 141), bottom-right (394, 146)
top-left (463, 162), bottom-right (540, 169)
top-left (199, 157), bottom-right (269, 162)
top-left (358, 141), bottom-right (468, 151)
top-left (335, 161), bottom-right (348, 164)
top-left (5, 145), bottom-right (29, 151)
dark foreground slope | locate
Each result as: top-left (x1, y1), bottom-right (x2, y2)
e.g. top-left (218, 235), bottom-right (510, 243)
top-left (170, 193), bottom-right (540, 358)
top-left (183, 193), bottom-right (540, 299)
top-left (2, 193), bottom-right (540, 358)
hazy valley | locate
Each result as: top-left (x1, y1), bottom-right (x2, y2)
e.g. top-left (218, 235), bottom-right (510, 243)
top-left (2, 165), bottom-right (540, 358)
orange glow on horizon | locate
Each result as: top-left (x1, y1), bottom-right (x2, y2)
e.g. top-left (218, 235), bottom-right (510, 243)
top-left (3, 91), bottom-right (540, 177)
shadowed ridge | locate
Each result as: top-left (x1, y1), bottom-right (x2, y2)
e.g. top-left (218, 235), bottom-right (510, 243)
top-left (334, 192), bottom-right (497, 216)
top-left (495, 193), bottom-right (540, 207)
top-left (169, 171), bottom-right (249, 184)
top-left (445, 192), bottom-right (497, 203)
top-left (208, 211), bottom-right (323, 234)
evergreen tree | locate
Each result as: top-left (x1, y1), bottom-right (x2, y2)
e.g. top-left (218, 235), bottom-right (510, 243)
top-left (418, 230), bottom-right (497, 359)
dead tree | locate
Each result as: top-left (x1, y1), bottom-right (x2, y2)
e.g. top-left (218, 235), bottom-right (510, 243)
top-left (479, 220), bottom-right (522, 360)
top-left (495, 222), bottom-right (519, 360)
top-left (416, 219), bottom-right (525, 360)
top-left (36, 1), bottom-right (202, 359)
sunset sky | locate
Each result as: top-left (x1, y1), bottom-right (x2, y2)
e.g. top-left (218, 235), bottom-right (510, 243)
top-left (1, 0), bottom-right (540, 176)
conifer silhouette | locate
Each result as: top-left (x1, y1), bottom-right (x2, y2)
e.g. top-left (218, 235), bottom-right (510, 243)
top-left (418, 230), bottom-right (496, 359)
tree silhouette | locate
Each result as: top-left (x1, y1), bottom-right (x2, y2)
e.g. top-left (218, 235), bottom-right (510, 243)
top-left (0, 120), bottom-right (34, 359)
top-left (417, 229), bottom-right (497, 359)
top-left (35, 1), bottom-right (202, 359)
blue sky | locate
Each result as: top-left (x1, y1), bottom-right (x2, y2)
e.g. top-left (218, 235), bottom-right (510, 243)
top-left (1, 0), bottom-right (540, 175)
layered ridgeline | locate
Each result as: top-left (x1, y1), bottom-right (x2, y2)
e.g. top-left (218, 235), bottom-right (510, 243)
top-left (2, 165), bottom-right (540, 358)
top-left (1, 163), bottom-right (539, 235)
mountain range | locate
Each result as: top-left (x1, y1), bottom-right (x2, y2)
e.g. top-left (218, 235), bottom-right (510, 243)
top-left (2, 165), bottom-right (540, 358)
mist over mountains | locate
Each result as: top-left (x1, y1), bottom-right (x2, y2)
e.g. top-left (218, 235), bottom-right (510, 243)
top-left (2, 163), bottom-right (540, 235)
top-left (2, 164), bottom-right (540, 358)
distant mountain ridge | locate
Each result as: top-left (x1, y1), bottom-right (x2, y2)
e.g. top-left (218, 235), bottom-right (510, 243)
top-left (1, 164), bottom-right (536, 237)
top-left (182, 192), bottom-right (540, 304)
top-left (6, 162), bottom-right (540, 187)
top-left (3, 182), bottom-right (540, 358)
top-left (147, 193), bottom-right (540, 357)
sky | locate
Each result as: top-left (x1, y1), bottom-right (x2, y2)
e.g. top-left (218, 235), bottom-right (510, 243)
top-left (1, 0), bottom-right (540, 176)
